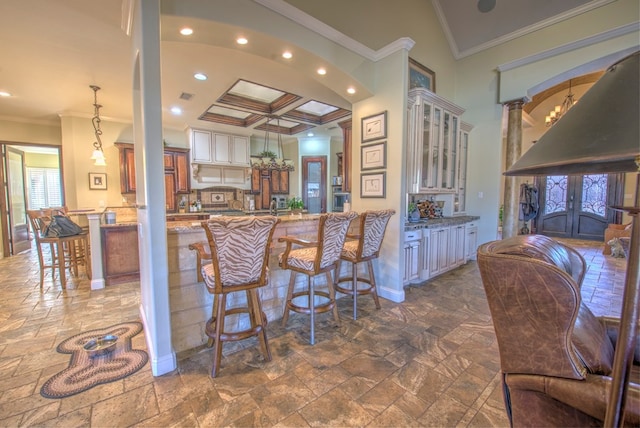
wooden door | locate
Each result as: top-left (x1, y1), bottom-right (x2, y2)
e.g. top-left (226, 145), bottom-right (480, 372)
top-left (4, 147), bottom-right (31, 254)
top-left (164, 172), bottom-right (176, 212)
top-left (302, 156), bottom-right (327, 214)
top-left (534, 173), bottom-right (624, 240)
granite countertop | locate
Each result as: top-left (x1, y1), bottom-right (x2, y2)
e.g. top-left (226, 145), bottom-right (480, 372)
top-left (404, 215), bottom-right (480, 231)
top-left (167, 213), bottom-right (322, 232)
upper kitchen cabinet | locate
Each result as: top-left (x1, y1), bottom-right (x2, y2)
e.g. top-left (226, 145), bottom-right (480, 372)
top-left (407, 88), bottom-right (470, 199)
top-left (190, 128), bottom-right (250, 167)
top-left (115, 143), bottom-right (190, 211)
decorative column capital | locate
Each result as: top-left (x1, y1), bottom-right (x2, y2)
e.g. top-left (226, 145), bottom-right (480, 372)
top-left (503, 98), bottom-right (527, 111)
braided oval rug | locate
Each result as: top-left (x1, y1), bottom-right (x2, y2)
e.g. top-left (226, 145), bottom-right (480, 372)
top-left (40, 322), bottom-right (148, 399)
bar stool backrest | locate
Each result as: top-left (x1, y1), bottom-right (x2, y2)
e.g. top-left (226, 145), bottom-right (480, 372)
top-left (318, 212), bottom-right (358, 270)
top-left (359, 209), bottom-right (395, 259)
top-left (201, 216), bottom-right (279, 293)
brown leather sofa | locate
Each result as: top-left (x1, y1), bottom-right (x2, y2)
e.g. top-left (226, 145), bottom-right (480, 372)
top-left (477, 234), bottom-right (639, 427)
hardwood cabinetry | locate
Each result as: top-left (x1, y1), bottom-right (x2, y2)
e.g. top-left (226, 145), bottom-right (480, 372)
top-left (115, 143), bottom-right (190, 212)
top-left (271, 170), bottom-right (289, 194)
top-left (190, 128), bottom-right (250, 167)
top-left (115, 143), bottom-right (136, 194)
top-left (407, 88), bottom-right (472, 213)
top-left (101, 224), bottom-right (139, 285)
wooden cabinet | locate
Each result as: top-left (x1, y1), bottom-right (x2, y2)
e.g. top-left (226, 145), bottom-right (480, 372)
top-left (115, 143), bottom-right (190, 212)
top-left (101, 224), bottom-right (139, 286)
top-left (271, 170), bottom-right (289, 194)
top-left (116, 143), bottom-right (136, 194)
top-left (407, 89), bottom-right (471, 209)
top-left (190, 128), bottom-right (250, 167)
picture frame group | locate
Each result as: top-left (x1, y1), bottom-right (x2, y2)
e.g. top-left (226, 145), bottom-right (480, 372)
top-left (360, 111), bottom-right (388, 198)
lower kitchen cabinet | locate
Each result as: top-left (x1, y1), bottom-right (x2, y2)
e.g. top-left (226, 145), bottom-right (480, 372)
top-left (101, 225), bottom-right (140, 286)
top-left (403, 229), bottom-right (421, 284)
top-left (404, 217), bottom-right (480, 285)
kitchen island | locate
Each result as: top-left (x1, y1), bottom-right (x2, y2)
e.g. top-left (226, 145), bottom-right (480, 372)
top-left (167, 213), bottom-right (344, 356)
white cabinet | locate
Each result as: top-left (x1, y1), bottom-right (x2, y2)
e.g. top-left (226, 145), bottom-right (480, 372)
top-left (191, 129), bottom-right (213, 163)
top-left (465, 221), bottom-right (478, 261)
top-left (428, 227), bottom-right (450, 278)
top-left (190, 129), bottom-right (250, 167)
top-left (449, 224), bottom-right (466, 269)
top-left (403, 229), bottom-right (421, 285)
top-left (407, 88), bottom-right (472, 212)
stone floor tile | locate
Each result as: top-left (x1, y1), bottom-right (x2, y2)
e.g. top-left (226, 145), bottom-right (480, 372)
top-left (298, 387), bottom-right (374, 427)
top-left (91, 383), bottom-right (159, 427)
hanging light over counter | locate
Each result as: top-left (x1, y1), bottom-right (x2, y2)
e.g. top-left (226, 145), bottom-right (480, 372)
top-left (251, 115), bottom-right (294, 171)
top-left (89, 85), bottom-right (106, 166)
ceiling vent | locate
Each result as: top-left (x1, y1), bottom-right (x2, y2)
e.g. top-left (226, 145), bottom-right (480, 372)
top-left (179, 92), bottom-right (194, 101)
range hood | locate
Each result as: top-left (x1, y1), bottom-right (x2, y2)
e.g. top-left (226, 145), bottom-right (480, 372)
top-left (505, 51), bottom-right (639, 176)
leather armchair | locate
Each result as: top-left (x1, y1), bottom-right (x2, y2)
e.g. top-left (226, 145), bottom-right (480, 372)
top-left (477, 235), bottom-right (639, 427)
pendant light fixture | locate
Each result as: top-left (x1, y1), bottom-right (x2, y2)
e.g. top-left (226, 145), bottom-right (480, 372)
top-left (251, 115), bottom-right (294, 171)
top-left (545, 79), bottom-right (577, 127)
top-left (89, 85), bottom-right (106, 166)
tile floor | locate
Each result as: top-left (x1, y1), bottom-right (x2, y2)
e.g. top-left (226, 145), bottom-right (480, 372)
top-left (0, 238), bottom-right (629, 427)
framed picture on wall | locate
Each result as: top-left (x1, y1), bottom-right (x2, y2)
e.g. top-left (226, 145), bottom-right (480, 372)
top-left (361, 111), bottom-right (387, 143)
top-left (409, 57), bottom-right (436, 92)
top-left (360, 172), bottom-right (386, 198)
top-left (88, 172), bottom-right (107, 190)
top-left (361, 142), bottom-right (386, 170)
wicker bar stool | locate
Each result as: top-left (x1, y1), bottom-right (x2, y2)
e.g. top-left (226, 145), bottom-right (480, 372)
top-left (335, 209), bottom-right (395, 320)
top-left (279, 211), bottom-right (357, 344)
top-left (200, 215), bottom-right (279, 377)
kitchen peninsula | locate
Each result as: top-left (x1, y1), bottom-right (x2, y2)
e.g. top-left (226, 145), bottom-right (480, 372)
top-left (167, 213), bottom-right (332, 355)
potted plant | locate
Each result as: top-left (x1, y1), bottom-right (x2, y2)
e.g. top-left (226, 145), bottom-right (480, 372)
top-left (287, 196), bottom-right (304, 215)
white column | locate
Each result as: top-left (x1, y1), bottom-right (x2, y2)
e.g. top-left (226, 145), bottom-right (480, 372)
top-left (87, 213), bottom-right (105, 290)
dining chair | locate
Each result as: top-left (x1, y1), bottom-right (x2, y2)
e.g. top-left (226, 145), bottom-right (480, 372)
top-left (335, 209), bottom-right (395, 319)
top-left (279, 211), bottom-right (358, 344)
top-left (200, 215), bottom-right (279, 377)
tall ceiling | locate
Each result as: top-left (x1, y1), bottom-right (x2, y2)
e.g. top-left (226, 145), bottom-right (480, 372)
top-left (0, 0), bottom-right (613, 138)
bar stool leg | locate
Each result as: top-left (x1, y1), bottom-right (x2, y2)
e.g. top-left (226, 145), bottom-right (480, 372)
top-left (249, 289), bottom-right (271, 362)
top-left (309, 275), bottom-right (315, 345)
top-left (211, 294), bottom-right (226, 378)
top-left (207, 294), bottom-right (219, 347)
top-left (282, 272), bottom-right (296, 327)
top-left (367, 260), bottom-right (381, 309)
top-left (351, 262), bottom-right (358, 320)
top-left (326, 271), bottom-right (340, 324)
top-left (56, 241), bottom-right (66, 288)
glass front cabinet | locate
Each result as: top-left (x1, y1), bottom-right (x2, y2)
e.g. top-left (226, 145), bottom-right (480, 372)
top-left (407, 88), bottom-right (472, 214)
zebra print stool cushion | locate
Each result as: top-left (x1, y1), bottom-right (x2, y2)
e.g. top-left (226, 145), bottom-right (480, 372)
top-left (279, 247), bottom-right (317, 271)
top-left (340, 240), bottom-right (359, 261)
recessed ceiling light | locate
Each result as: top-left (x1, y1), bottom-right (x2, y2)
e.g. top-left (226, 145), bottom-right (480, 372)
top-left (317, 68), bottom-right (327, 75)
top-left (347, 87), bottom-right (356, 95)
top-left (180, 27), bottom-right (193, 36)
top-left (0, 91), bottom-right (11, 97)
top-left (307, 132), bottom-right (314, 137)
top-left (170, 106), bottom-right (182, 115)
top-left (236, 37), bottom-right (248, 45)
top-left (282, 51), bottom-right (292, 59)
top-left (194, 73), bottom-right (207, 81)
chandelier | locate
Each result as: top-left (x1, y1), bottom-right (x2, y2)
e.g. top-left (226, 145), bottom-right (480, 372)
top-left (89, 85), bottom-right (106, 166)
top-left (545, 79), bottom-right (577, 127)
top-left (251, 115), bottom-right (294, 171)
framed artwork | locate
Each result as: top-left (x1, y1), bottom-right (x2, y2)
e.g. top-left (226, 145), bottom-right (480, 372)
top-left (409, 57), bottom-right (436, 92)
top-left (361, 142), bottom-right (386, 170)
top-left (88, 172), bottom-right (107, 190)
top-left (360, 172), bottom-right (386, 198)
top-left (361, 111), bottom-right (387, 143)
